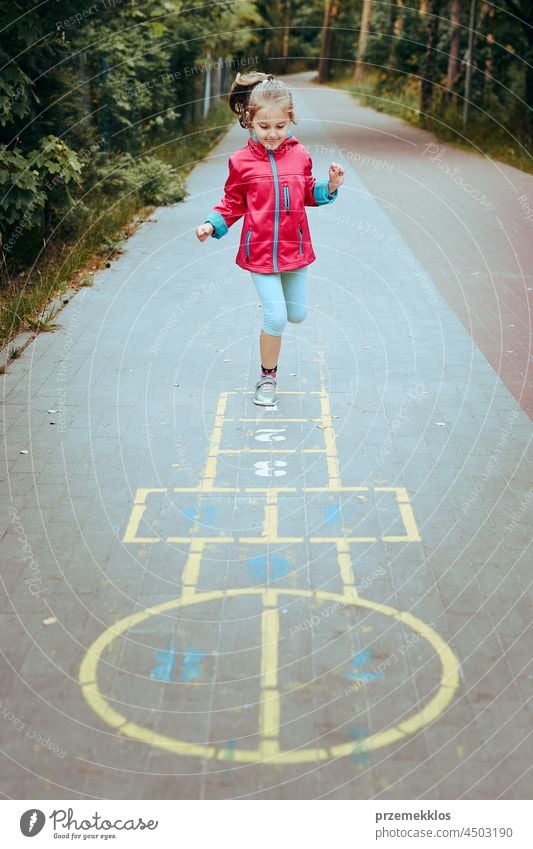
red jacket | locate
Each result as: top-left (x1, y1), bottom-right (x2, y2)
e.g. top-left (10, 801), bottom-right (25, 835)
top-left (205, 133), bottom-right (338, 274)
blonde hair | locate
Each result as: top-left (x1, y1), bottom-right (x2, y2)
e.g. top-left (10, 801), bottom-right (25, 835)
top-left (228, 71), bottom-right (296, 128)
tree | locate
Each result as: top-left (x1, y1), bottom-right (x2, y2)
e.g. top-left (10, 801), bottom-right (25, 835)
top-left (442, 0), bottom-right (462, 109)
top-left (318, 0), bottom-right (341, 83)
top-left (354, 0), bottom-right (373, 83)
top-left (420, 0), bottom-right (443, 115)
top-left (501, 0), bottom-right (533, 116)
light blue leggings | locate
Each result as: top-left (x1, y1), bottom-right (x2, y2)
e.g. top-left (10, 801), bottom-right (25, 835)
top-left (251, 267), bottom-right (308, 337)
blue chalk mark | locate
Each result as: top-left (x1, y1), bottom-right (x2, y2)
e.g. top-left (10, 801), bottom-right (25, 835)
top-left (150, 645), bottom-right (205, 682)
top-left (248, 555), bottom-right (267, 580)
top-left (248, 555), bottom-right (291, 581)
top-left (343, 649), bottom-right (384, 683)
top-left (182, 507), bottom-right (216, 526)
top-left (150, 648), bottom-right (176, 681)
top-left (179, 648), bottom-right (205, 682)
top-left (323, 506), bottom-right (341, 525)
top-left (222, 739), bottom-right (238, 776)
top-left (223, 739), bottom-right (238, 760)
top-left (354, 648), bottom-right (373, 666)
top-left (349, 727), bottom-right (369, 764)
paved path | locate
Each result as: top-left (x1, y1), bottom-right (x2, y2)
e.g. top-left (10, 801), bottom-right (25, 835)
top-left (1, 73), bottom-right (532, 800)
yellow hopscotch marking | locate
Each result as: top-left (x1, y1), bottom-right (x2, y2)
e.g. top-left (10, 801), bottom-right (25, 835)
top-left (264, 489), bottom-right (278, 539)
top-left (218, 448), bottom-right (327, 454)
top-left (337, 540), bottom-right (358, 598)
top-left (260, 594), bottom-right (281, 756)
top-left (79, 589), bottom-right (459, 764)
top-left (245, 488), bottom-right (298, 493)
top-left (122, 488), bottom-right (166, 543)
top-left (201, 392), bottom-right (228, 489)
top-left (317, 353), bottom-right (342, 490)
top-left (181, 540), bottom-right (205, 598)
top-left (172, 487), bottom-right (238, 493)
top-left (239, 536), bottom-right (303, 544)
top-left (108, 369), bottom-right (446, 766)
top-left (304, 486), bottom-right (369, 493)
top-left (261, 606), bottom-right (279, 689)
top-left (318, 389), bottom-right (343, 489)
top-left (311, 536), bottom-right (376, 543)
top-left (167, 536), bottom-right (233, 543)
top-left (239, 488), bottom-right (302, 542)
top-left (376, 487), bottom-right (421, 542)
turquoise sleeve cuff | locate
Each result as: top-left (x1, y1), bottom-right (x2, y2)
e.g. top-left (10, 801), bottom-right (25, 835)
top-left (313, 180), bottom-right (338, 205)
top-left (205, 212), bottom-right (228, 239)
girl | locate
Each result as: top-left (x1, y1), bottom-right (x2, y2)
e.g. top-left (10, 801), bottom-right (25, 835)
top-left (196, 71), bottom-right (344, 406)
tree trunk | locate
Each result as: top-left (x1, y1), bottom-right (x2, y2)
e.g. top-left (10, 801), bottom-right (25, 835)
top-left (393, 0), bottom-right (405, 37)
top-left (318, 0), bottom-right (340, 83)
top-left (526, 39), bottom-right (533, 115)
top-left (442, 0), bottom-right (462, 109)
top-left (318, 0), bottom-right (331, 83)
top-left (354, 0), bottom-right (373, 83)
top-left (501, 1), bottom-right (533, 115)
top-left (282, 0), bottom-right (291, 63)
top-left (481, 4), bottom-right (495, 103)
top-left (420, 0), bottom-right (441, 115)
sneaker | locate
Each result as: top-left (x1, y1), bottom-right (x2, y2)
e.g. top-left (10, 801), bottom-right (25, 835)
top-left (253, 375), bottom-right (277, 406)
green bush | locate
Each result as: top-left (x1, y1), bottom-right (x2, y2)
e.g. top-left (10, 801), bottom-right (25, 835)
top-left (94, 153), bottom-right (187, 206)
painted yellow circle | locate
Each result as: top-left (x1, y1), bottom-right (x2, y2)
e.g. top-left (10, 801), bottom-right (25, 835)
top-left (79, 588), bottom-right (459, 764)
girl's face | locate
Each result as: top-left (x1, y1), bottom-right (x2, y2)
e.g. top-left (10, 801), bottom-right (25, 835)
top-left (250, 105), bottom-right (291, 150)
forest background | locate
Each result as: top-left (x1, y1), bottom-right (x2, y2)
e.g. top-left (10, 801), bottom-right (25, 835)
top-left (1, 0), bottom-right (531, 352)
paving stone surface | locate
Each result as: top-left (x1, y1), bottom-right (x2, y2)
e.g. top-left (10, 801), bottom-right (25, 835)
top-left (1, 73), bottom-right (532, 800)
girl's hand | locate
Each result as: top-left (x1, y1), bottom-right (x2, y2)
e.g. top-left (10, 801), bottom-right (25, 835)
top-left (196, 223), bottom-right (214, 241)
top-left (328, 162), bottom-right (345, 193)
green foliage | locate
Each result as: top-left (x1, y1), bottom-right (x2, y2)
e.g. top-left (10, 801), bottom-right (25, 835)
top-left (0, 146), bottom-right (45, 229)
top-left (94, 153), bottom-right (186, 206)
top-left (0, 0), bottom-right (259, 348)
top-left (0, 0), bottom-right (259, 286)
top-left (331, 72), bottom-right (533, 175)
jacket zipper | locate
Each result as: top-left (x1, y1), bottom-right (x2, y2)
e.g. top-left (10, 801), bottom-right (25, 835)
top-left (284, 185), bottom-right (290, 212)
top-left (245, 229), bottom-right (252, 260)
top-left (298, 226), bottom-right (303, 255)
top-left (268, 150), bottom-right (280, 272)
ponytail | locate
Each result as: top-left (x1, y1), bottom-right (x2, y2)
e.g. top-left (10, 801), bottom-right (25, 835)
top-left (228, 70), bottom-right (276, 128)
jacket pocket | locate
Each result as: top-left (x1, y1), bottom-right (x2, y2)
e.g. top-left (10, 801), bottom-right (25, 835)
top-left (283, 184), bottom-right (290, 212)
top-left (245, 229), bottom-right (252, 260)
top-left (298, 226), bottom-right (303, 255)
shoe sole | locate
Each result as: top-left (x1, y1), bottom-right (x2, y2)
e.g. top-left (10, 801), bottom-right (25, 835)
top-left (253, 397), bottom-right (277, 406)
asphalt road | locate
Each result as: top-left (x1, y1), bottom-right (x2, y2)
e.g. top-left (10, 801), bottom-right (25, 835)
top-left (1, 73), bottom-right (532, 800)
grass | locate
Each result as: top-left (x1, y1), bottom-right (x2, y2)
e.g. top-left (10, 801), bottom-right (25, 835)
top-left (0, 99), bottom-right (231, 351)
top-left (324, 72), bottom-right (532, 175)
